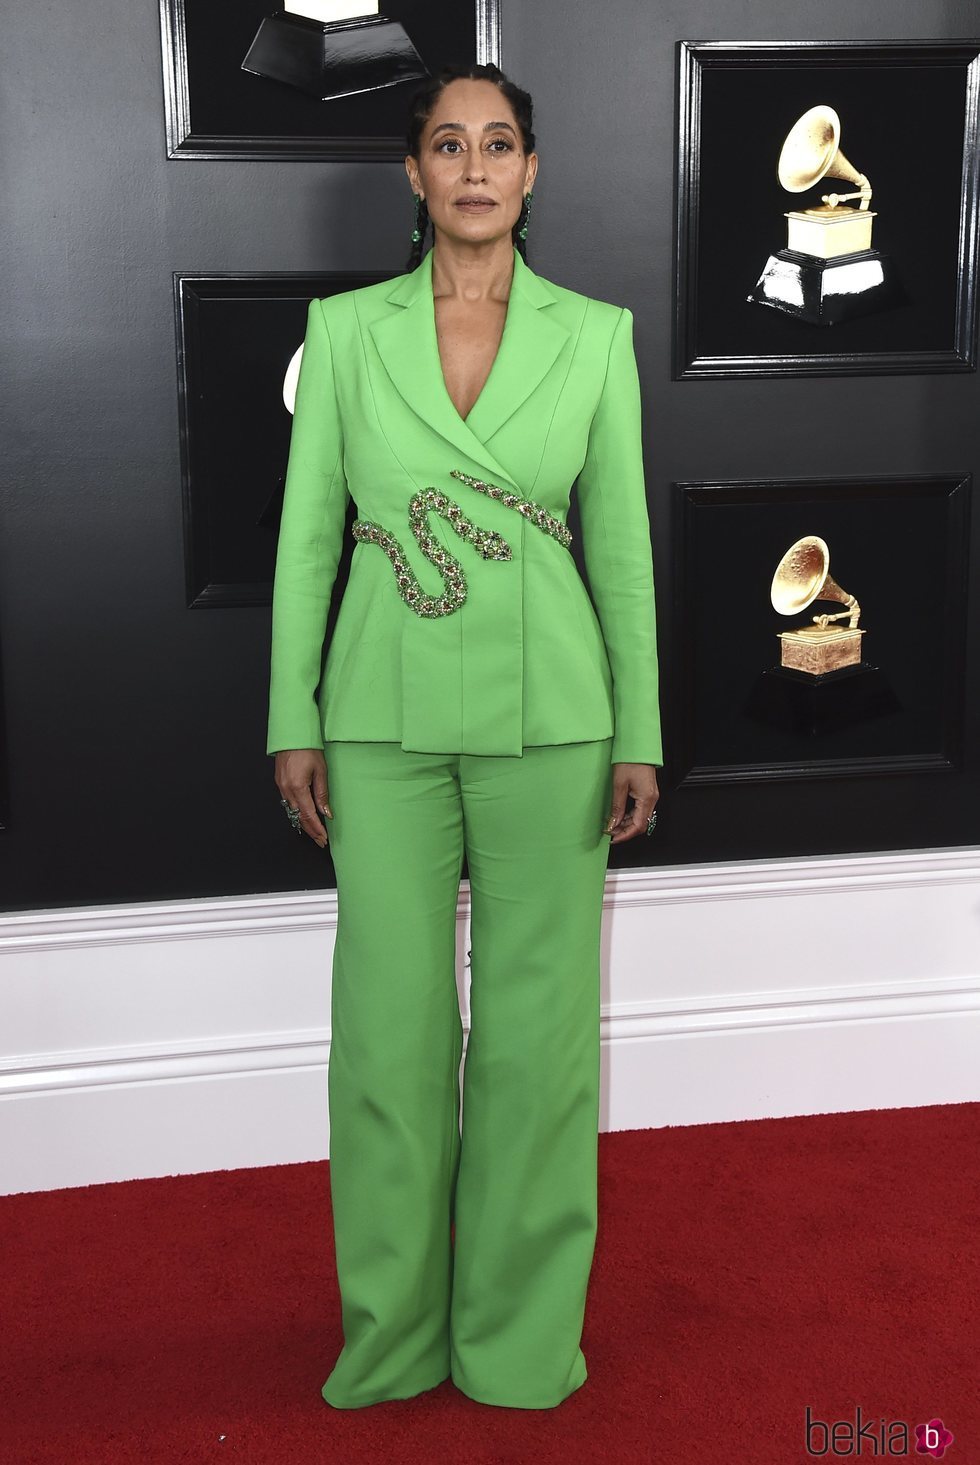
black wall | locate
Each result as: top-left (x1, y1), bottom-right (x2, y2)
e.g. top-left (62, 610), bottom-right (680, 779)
top-left (2, 0), bottom-right (978, 912)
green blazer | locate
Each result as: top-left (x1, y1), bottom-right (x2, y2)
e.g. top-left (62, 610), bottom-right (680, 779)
top-left (267, 244), bottom-right (663, 765)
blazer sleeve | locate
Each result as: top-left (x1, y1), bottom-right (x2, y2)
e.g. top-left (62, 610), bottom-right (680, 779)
top-left (266, 298), bottom-right (350, 755)
top-left (575, 305), bottom-right (664, 766)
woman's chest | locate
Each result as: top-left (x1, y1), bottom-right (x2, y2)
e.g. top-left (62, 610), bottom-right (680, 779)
top-left (433, 295), bottom-right (508, 422)
top-left (333, 291), bottom-right (608, 504)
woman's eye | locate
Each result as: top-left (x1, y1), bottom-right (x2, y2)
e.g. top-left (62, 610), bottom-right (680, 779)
top-left (437, 137), bottom-right (513, 153)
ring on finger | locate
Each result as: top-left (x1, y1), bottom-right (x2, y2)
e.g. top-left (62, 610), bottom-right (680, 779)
top-left (279, 796), bottom-right (303, 833)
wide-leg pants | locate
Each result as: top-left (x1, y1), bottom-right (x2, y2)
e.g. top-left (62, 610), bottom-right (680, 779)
top-left (320, 736), bottom-right (614, 1410)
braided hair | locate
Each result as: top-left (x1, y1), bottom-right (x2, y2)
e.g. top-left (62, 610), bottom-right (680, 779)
top-left (404, 62), bottom-right (536, 272)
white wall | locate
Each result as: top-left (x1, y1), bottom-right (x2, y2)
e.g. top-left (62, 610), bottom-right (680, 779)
top-left (2, 846), bottom-right (979, 1195)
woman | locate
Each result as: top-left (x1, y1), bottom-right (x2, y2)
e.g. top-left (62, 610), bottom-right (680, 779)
top-left (269, 62), bottom-right (663, 1411)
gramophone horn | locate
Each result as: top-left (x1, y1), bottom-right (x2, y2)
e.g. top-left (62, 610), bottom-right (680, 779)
top-left (770, 535), bottom-right (859, 626)
top-left (777, 104), bottom-right (872, 208)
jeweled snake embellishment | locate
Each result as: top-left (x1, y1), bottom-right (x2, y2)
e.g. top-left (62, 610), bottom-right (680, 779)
top-left (351, 469), bottom-right (572, 619)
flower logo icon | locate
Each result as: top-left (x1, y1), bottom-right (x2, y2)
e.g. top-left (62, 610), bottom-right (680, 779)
top-left (915, 1418), bottom-right (954, 1458)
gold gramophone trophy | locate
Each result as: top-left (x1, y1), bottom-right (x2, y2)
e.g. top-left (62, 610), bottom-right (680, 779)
top-left (747, 104), bottom-right (902, 325)
top-left (743, 532), bottom-right (898, 735)
top-left (770, 535), bottom-right (864, 674)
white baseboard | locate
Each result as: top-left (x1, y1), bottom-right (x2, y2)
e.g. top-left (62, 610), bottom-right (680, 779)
top-left (2, 845), bottom-right (979, 1195)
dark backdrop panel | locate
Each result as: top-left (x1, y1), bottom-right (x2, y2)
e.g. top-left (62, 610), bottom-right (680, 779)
top-left (175, 272), bottom-right (385, 605)
top-left (679, 476), bottom-right (967, 774)
top-left (1, 0), bottom-right (979, 911)
top-left (183, 0), bottom-right (477, 141)
top-left (695, 60), bottom-right (966, 358)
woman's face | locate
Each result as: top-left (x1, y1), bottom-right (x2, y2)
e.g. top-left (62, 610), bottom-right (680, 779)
top-left (406, 78), bottom-right (537, 250)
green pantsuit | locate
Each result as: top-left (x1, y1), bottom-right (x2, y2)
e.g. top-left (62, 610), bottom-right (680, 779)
top-left (320, 736), bottom-right (614, 1409)
top-left (266, 244), bottom-right (664, 1409)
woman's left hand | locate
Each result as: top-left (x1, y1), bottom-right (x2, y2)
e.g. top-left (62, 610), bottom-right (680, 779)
top-left (605, 762), bottom-right (660, 844)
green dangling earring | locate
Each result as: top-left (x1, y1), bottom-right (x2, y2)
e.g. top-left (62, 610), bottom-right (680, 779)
top-left (411, 192), bottom-right (424, 244)
top-left (518, 189), bottom-right (534, 240)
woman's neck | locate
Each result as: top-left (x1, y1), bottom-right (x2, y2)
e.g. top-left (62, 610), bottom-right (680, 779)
top-left (429, 236), bottom-right (515, 304)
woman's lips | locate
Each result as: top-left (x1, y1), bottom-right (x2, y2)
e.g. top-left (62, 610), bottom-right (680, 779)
top-left (455, 200), bottom-right (496, 212)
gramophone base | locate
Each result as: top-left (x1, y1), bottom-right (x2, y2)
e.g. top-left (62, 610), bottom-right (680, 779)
top-left (778, 626), bottom-right (864, 675)
top-left (746, 248), bottom-right (904, 326)
top-left (744, 661), bottom-right (901, 737)
top-left (241, 12), bottom-right (428, 100)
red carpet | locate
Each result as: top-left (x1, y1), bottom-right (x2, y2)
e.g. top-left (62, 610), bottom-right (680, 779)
top-left (2, 1105), bottom-right (977, 1463)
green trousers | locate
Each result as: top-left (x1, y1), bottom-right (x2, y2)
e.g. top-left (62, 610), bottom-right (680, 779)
top-left (320, 736), bottom-right (614, 1410)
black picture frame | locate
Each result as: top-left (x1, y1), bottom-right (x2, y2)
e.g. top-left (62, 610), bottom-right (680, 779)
top-left (674, 40), bottom-right (980, 378)
top-left (673, 472), bottom-right (971, 785)
top-left (160, 0), bottom-right (500, 160)
top-left (0, 627), bottom-right (9, 832)
top-left (174, 271), bottom-right (388, 609)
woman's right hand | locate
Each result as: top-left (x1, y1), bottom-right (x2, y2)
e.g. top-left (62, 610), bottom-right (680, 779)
top-left (274, 748), bottom-right (332, 849)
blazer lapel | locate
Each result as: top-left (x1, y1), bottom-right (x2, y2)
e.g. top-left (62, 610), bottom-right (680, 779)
top-left (369, 246), bottom-right (570, 493)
